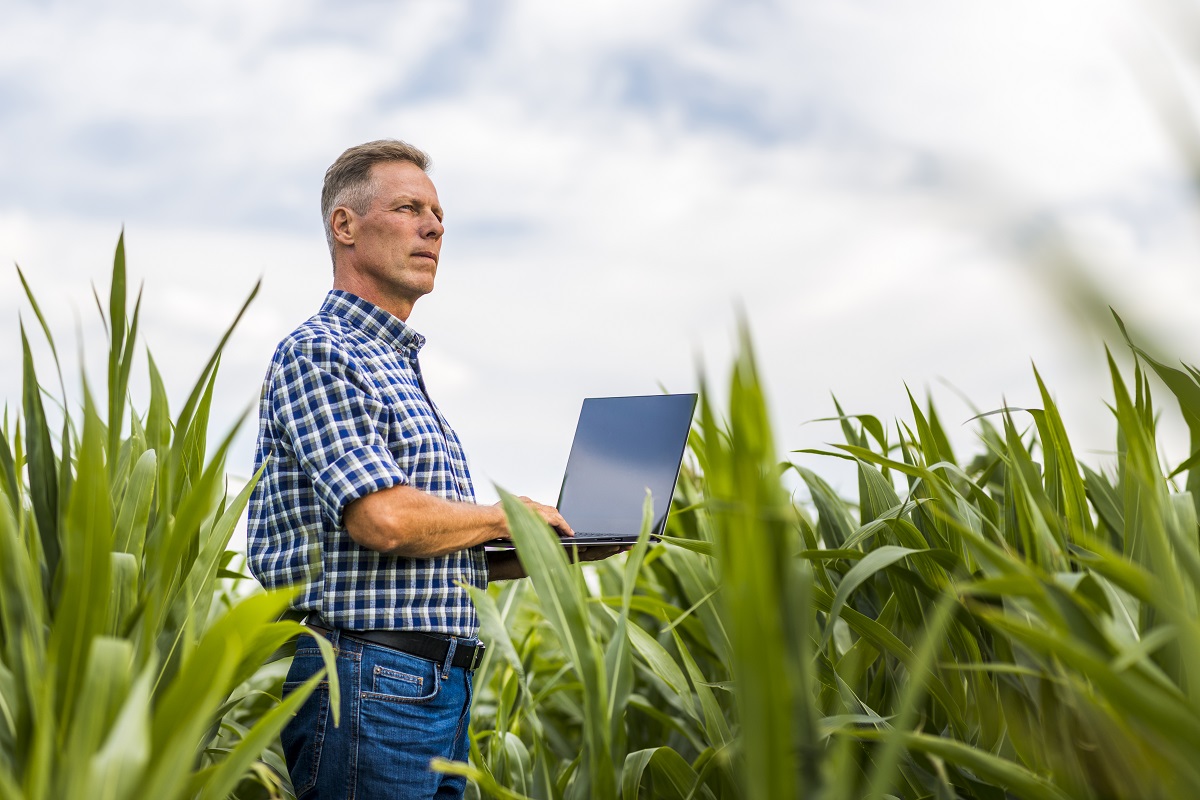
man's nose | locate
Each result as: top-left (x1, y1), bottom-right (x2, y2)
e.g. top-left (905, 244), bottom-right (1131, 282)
top-left (423, 211), bottom-right (444, 239)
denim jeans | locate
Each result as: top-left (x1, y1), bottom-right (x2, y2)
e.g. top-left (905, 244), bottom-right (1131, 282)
top-left (281, 628), bottom-right (474, 799)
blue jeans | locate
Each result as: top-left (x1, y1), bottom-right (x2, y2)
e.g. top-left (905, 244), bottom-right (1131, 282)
top-left (281, 628), bottom-right (474, 799)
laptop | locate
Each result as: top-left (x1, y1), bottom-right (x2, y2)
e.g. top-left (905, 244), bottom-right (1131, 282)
top-left (550, 393), bottom-right (698, 546)
top-left (490, 393), bottom-right (697, 548)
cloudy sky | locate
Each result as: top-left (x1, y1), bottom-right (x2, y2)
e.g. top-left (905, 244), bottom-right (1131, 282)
top-left (4, 0), bottom-right (1200, 513)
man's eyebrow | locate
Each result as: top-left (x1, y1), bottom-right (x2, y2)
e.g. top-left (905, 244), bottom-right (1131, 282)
top-left (387, 195), bottom-right (443, 218)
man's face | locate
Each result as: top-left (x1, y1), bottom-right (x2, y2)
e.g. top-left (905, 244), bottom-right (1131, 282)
top-left (341, 160), bottom-right (445, 309)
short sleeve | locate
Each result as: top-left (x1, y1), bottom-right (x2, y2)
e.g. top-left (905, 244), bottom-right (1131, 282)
top-left (268, 338), bottom-right (409, 526)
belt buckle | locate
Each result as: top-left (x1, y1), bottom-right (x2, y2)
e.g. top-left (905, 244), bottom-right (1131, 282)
top-left (469, 641), bottom-right (486, 671)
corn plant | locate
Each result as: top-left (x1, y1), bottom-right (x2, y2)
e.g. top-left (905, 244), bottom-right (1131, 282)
top-left (12, 234), bottom-right (1200, 800)
top-left (792, 317), bottom-right (1200, 799)
top-left (444, 316), bottom-right (1200, 800)
top-left (0, 235), bottom-right (335, 800)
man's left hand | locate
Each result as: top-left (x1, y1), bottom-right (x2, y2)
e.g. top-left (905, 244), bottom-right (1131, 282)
top-left (486, 544), bottom-right (629, 582)
top-left (567, 544), bottom-right (627, 563)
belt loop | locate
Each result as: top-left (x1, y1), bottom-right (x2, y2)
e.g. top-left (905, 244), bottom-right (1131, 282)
top-left (302, 614), bottom-right (338, 648)
top-left (441, 637), bottom-right (458, 680)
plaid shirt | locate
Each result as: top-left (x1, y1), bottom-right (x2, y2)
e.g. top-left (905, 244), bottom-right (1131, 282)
top-left (247, 290), bottom-right (487, 637)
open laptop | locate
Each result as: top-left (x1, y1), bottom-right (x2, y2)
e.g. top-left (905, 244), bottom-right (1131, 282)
top-left (489, 393), bottom-right (697, 548)
top-left (549, 393), bottom-right (698, 546)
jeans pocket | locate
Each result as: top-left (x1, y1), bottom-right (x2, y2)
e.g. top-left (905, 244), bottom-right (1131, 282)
top-left (363, 659), bottom-right (440, 705)
top-left (280, 654), bottom-right (330, 798)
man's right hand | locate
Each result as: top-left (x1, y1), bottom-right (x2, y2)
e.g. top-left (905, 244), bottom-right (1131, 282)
top-left (510, 495), bottom-right (574, 540)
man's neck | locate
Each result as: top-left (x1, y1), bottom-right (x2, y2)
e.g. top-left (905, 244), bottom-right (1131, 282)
top-left (332, 273), bottom-right (415, 322)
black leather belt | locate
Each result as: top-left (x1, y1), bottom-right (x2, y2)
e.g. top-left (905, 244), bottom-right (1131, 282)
top-left (303, 617), bottom-right (486, 672)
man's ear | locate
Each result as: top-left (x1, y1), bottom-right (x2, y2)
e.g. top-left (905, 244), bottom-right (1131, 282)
top-left (330, 207), bottom-right (356, 247)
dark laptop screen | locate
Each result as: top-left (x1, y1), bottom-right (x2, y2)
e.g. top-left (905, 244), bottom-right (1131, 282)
top-left (555, 394), bottom-right (697, 538)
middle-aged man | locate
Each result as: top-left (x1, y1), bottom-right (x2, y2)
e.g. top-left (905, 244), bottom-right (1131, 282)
top-left (247, 139), bottom-right (618, 799)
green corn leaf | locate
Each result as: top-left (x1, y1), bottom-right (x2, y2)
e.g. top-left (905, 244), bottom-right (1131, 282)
top-left (178, 459), bottom-right (262, 643)
top-left (0, 427), bottom-right (19, 508)
top-left (113, 449), bottom-right (156, 560)
top-left (0, 489), bottom-right (46, 670)
top-left (431, 758), bottom-right (534, 800)
top-left (793, 465), bottom-right (856, 548)
top-left (493, 733), bottom-right (532, 797)
top-left (905, 386), bottom-right (946, 466)
top-left (857, 458), bottom-right (902, 525)
top-left (106, 233), bottom-right (127, 463)
top-left (863, 589), bottom-right (959, 800)
top-left (824, 546), bottom-right (957, 648)
top-left (21, 324), bottom-right (60, 595)
top-left (107, 553), bottom-right (139, 637)
top-left (705, 326), bottom-right (803, 800)
top-left (174, 361), bottom-right (219, 498)
top-left (662, 546), bottom-right (730, 660)
top-left (49, 382), bottom-right (114, 733)
top-left (620, 747), bottom-right (715, 800)
top-left (658, 535), bottom-right (715, 556)
top-left (167, 282), bottom-right (260, 495)
top-left (670, 627), bottom-right (731, 749)
top-left (604, 493), bottom-right (655, 750)
top-left (983, 609), bottom-right (1200, 750)
top-left (467, 584), bottom-right (525, 681)
top-left (1082, 463), bottom-right (1123, 542)
top-left (21, 638), bottom-right (56, 800)
top-left (144, 352), bottom-right (171, 462)
top-left (812, 585), bottom-right (966, 734)
top-left (1032, 366), bottom-right (1096, 545)
top-left (144, 419), bottom-right (236, 647)
top-left (822, 399), bottom-right (888, 454)
top-left (845, 730), bottom-right (1072, 800)
top-left (1113, 311), bottom-right (1200, 520)
top-left (138, 590), bottom-right (319, 799)
top-left (501, 487), bottom-right (615, 800)
top-left (87, 654), bottom-right (155, 800)
top-left (195, 668), bottom-right (325, 800)
top-left (926, 400), bottom-right (957, 467)
top-left (57, 415), bottom-right (74, 553)
top-left (62, 638), bottom-right (134, 799)
top-left (601, 606), bottom-right (697, 726)
top-left (16, 265), bottom-right (66, 400)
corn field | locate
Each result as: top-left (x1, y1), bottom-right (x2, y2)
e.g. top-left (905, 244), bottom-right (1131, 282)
top-left (5, 240), bottom-right (1200, 799)
top-left (456, 320), bottom-right (1200, 800)
top-left (0, 240), bottom-right (336, 800)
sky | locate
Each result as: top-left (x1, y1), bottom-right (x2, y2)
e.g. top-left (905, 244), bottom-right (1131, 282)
top-left (4, 0), bottom-right (1200, 519)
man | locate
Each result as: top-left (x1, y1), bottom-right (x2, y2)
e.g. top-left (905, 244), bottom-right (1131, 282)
top-left (247, 140), bottom-right (616, 799)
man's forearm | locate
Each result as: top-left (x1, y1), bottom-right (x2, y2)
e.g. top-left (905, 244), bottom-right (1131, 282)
top-left (486, 550), bottom-right (527, 581)
top-left (344, 484), bottom-right (508, 557)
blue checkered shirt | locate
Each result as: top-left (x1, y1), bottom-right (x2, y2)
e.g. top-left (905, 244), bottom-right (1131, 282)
top-left (247, 290), bottom-right (487, 637)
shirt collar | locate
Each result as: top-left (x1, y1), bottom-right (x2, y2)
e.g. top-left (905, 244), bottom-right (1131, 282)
top-left (321, 290), bottom-right (426, 354)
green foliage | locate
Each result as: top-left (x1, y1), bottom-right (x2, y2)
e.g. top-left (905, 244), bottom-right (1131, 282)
top-left (0, 236), bottom-right (336, 800)
top-left (451, 315), bottom-right (1200, 800)
top-left (11, 236), bottom-right (1200, 800)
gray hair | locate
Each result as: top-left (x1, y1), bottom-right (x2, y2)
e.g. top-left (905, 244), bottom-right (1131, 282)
top-left (321, 139), bottom-right (432, 262)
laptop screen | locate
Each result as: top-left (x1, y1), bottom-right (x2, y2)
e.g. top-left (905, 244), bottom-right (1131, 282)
top-left (555, 394), bottom-right (697, 539)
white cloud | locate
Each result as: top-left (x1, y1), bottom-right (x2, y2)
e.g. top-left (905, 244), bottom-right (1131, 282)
top-left (3, 0), bottom-right (1200, 511)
